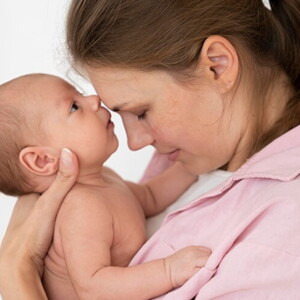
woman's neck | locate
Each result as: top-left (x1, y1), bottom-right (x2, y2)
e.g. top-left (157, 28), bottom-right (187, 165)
top-left (225, 72), bottom-right (294, 172)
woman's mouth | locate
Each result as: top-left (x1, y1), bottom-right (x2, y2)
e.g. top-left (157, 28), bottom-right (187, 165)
top-left (167, 149), bottom-right (179, 161)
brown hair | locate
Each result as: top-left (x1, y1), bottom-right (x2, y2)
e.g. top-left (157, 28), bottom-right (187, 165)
top-left (67, 0), bottom-right (300, 156)
top-left (0, 81), bottom-right (35, 196)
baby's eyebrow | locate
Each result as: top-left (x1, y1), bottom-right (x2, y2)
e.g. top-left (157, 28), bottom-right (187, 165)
top-left (59, 96), bottom-right (72, 112)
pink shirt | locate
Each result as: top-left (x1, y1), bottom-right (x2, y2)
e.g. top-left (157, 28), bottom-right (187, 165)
top-left (131, 126), bottom-right (300, 299)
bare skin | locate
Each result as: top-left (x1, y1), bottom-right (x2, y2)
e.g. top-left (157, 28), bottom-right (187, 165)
top-left (0, 74), bottom-right (210, 300)
top-left (0, 148), bottom-right (79, 300)
top-left (43, 166), bottom-right (210, 299)
top-left (0, 34), bottom-right (293, 300)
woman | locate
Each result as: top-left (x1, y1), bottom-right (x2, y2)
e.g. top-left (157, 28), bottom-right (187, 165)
top-left (1, 0), bottom-right (300, 298)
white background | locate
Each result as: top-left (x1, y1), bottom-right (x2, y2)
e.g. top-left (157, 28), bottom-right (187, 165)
top-left (0, 0), bottom-right (154, 254)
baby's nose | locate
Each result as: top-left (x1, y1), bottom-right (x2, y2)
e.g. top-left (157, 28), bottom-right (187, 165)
top-left (87, 95), bottom-right (100, 111)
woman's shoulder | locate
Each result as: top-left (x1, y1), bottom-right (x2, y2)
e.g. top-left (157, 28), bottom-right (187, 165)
top-left (223, 174), bottom-right (300, 258)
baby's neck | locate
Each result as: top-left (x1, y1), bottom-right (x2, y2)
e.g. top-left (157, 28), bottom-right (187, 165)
top-left (76, 165), bottom-right (110, 188)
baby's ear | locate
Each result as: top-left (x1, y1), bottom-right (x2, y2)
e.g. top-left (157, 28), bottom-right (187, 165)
top-left (19, 146), bottom-right (59, 176)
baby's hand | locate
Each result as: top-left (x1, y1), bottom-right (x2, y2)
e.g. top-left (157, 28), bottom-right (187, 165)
top-left (164, 246), bottom-right (211, 288)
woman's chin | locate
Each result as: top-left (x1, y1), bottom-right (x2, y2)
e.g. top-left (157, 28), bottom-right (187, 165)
top-left (180, 160), bottom-right (210, 176)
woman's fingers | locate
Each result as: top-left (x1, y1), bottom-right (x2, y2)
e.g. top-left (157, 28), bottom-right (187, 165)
top-left (0, 148), bottom-right (79, 280)
top-left (36, 148), bottom-right (78, 218)
top-left (26, 149), bottom-right (79, 263)
top-left (6, 148), bottom-right (78, 236)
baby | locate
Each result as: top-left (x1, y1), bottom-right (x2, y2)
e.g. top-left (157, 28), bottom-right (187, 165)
top-left (0, 74), bottom-right (210, 299)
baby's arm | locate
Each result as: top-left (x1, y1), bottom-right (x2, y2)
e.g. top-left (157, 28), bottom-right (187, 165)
top-left (59, 191), bottom-right (210, 300)
top-left (126, 162), bottom-right (197, 216)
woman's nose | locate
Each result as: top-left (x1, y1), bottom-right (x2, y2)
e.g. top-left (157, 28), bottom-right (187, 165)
top-left (121, 113), bottom-right (154, 151)
top-left (85, 95), bottom-right (100, 111)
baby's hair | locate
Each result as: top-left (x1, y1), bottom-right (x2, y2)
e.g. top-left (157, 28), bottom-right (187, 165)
top-left (0, 83), bottom-right (34, 196)
top-left (67, 0), bottom-right (299, 157)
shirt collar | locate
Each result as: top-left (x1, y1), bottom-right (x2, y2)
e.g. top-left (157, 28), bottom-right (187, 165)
top-left (234, 125), bottom-right (300, 182)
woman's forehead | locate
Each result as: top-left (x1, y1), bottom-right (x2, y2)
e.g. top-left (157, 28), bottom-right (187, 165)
top-left (86, 66), bottom-right (171, 108)
top-left (87, 66), bottom-right (172, 91)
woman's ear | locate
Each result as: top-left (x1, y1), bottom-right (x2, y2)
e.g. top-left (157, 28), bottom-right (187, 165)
top-left (198, 35), bottom-right (239, 93)
top-left (19, 146), bottom-right (60, 176)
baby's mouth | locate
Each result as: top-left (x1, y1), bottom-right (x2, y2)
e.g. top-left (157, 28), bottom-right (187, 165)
top-left (107, 119), bottom-right (114, 128)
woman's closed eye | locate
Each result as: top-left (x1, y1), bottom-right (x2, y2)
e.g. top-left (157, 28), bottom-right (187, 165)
top-left (70, 102), bottom-right (79, 113)
top-left (137, 111), bottom-right (146, 120)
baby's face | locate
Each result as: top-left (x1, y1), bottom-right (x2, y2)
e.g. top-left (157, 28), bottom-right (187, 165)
top-left (32, 75), bottom-right (119, 167)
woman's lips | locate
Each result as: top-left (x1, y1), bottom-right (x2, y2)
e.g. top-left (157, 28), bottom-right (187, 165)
top-left (167, 149), bottom-right (179, 161)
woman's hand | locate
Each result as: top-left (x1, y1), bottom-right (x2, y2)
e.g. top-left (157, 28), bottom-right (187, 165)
top-left (0, 148), bottom-right (78, 300)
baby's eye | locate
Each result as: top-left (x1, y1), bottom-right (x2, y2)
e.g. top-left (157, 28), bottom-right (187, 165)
top-left (70, 102), bottom-right (79, 113)
top-left (137, 111), bottom-right (146, 120)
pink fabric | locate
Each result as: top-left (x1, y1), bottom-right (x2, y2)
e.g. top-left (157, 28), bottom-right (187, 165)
top-left (131, 126), bottom-right (300, 299)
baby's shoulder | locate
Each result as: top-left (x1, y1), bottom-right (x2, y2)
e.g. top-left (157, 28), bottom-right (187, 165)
top-left (102, 166), bottom-right (130, 191)
top-left (54, 184), bottom-right (115, 245)
top-left (61, 183), bottom-right (109, 212)
top-left (66, 182), bottom-right (101, 198)
top-left (102, 166), bottom-right (123, 181)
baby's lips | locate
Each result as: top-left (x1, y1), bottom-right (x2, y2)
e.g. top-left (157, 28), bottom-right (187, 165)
top-left (106, 111), bottom-right (112, 126)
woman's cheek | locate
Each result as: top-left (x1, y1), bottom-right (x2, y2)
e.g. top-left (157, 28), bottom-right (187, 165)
top-left (150, 123), bottom-right (170, 143)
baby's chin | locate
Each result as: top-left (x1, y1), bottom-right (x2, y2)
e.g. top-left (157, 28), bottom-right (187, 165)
top-left (90, 143), bottom-right (119, 165)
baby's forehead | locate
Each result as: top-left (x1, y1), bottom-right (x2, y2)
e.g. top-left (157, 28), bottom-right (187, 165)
top-left (1, 74), bottom-right (74, 107)
top-left (0, 74), bottom-right (44, 104)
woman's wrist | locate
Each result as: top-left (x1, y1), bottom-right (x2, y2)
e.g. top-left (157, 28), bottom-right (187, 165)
top-left (0, 257), bottom-right (47, 300)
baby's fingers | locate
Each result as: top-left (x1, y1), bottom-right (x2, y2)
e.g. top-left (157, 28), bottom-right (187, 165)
top-left (195, 246), bottom-right (211, 267)
top-left (188, 246), bottom-right (211, 278)
top-left (197, 246), bottom-right (212, 255)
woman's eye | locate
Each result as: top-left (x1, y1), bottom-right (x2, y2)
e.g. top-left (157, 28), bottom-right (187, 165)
top-left (137, 111), bottom-right (146, 120)
top-left (70, 102), bottom-right (79, 113)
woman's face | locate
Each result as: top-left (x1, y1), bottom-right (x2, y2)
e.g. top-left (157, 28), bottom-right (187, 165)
top-left (87, 67), bottom-right (246, 175)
